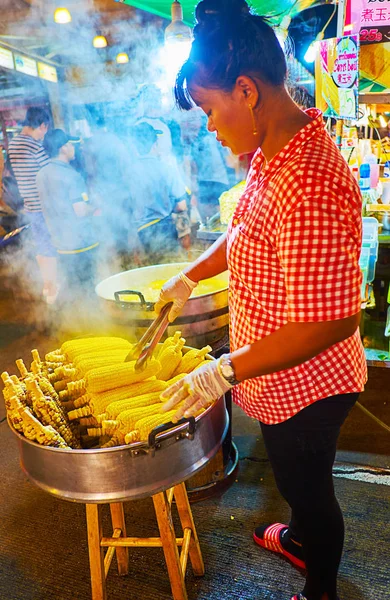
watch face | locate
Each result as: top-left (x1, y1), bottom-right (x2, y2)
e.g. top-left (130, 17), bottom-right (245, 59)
top-left (222, 363), bottom-right (235, 380)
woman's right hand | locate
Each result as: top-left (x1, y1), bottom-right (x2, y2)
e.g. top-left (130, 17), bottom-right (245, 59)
top-left (155, 272), bottom-right (198, 322)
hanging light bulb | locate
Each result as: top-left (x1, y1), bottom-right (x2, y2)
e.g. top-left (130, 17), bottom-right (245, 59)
top-left (304, 31), bottom-right (324, 64)
top-left (276, 15), bottom-right (291, 46)
top-left (93, 35), bottom-right (108, 49)
top-left (54, 7), bottom-right (72, 24)
top-left (379, 115), bottom-right (388, 128)
top-left (165, 1), bottom-right (192, 46)
top-left (116, 52), bottom-right (129, 64)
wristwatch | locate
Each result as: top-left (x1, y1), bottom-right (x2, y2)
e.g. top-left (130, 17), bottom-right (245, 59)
top-left (218, 354), bottom-right (240, 386)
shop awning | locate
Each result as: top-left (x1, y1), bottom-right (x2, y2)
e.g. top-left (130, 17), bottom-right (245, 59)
top-left (120, 0), bottom-right (326, 25)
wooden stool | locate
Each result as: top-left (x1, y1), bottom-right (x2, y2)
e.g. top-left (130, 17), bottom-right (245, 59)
top-left (85, 481), bottom-right (205, 600)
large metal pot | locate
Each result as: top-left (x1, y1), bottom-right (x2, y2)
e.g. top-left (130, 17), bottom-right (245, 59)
top-left (11, 395), bottom-right (228, 504)
top-left (95, 263), bottom-right (229, 348)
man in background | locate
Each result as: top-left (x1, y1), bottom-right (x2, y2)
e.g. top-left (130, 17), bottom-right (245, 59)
top-left (36, 129), bottom-right (99, 301)
top-left (130, 122), bottom-right (190, 264)
top-left (8, 107), bottom-right (58, 302)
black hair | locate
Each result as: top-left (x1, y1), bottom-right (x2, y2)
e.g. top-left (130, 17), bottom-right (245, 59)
top-left (23, 106), bottom-right (50, 128)
top-left (175, 0), bottom-right (287, 110)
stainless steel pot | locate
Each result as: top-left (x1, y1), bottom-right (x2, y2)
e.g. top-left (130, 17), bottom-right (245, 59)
top-left (95, 263), bottom-right (229, 348)
top-left (11, 395), bottom-right (228, 504)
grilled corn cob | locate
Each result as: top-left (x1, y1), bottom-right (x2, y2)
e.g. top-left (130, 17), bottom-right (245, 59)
top-left (73, 350), bottom-right (129, 376)
top-left (157, 339), bottom-right (185, 381)
top-left (61, 337), bottom-right (131, 361)
top-left (82, 357), bottom-right (160, 395)
top-left (102, 402), bottom-right (163, 433)
top-left (26, 379), bottom-right (81, 448)
top-left (18, 406), bottom-right (69, 448)
top-left (155, 331), bottom-right (182, 359)
top-left (104, 389), bottom-right (165, 419)
top-left (173, 345), bottom-right (212, 376)
top-left (126, 409), bottom-right (178, 443)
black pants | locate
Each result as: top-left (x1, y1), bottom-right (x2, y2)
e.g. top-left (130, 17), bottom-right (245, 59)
top-left (260, 393), bottom-right (359, 600)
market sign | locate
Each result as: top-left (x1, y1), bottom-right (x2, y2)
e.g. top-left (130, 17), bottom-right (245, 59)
top-left (14, 54), bottom-right (38, 77)
top-left (315, 36), bottom-right (359, 120)
top-left (0, 46), bottom-right (14, 70)
top-left (349, 0), bottom-right (390, 43)
top-left (38, 62), bottom-right (58, 83)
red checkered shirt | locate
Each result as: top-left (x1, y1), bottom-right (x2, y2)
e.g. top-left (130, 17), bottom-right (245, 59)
top-left (227, 108), bottom-right (367, 424)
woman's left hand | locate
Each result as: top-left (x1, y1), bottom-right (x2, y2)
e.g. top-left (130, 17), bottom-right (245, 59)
top-left (160, 359), bottom-right (234, 422)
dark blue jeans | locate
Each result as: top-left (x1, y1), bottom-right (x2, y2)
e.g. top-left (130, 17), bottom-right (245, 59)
top-left (260, 393), bottom-right (359, 600)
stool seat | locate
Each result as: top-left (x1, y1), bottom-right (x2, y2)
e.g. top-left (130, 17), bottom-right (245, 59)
top-left (85, 481), bottom-right (204, 600)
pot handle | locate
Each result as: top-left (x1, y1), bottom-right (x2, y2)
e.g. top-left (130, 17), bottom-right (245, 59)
top-left (114, 289), bottom-right (147, 309)
top-left (148, 416), bottom-right (196, 448)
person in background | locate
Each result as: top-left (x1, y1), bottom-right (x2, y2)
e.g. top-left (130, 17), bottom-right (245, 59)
top-left (155, 2), bottom-right (367, 600)
top-left (129, 122), bottom-right (191, 263)
top-left (8, 107), bottom-right (58, 302)
top-left (36, 129), bottom-right (99, 301)
top-left (183, 109), bottom-right (231, 223)
top-left (82, 118), bottom-right (136, 261)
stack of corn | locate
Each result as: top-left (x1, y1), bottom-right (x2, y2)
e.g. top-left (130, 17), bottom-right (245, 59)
top-left (1, 335), bottom-right (213, 450)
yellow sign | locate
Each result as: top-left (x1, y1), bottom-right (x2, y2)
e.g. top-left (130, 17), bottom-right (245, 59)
top-left (0, 46), bottom-right (13, 70)
top-left (38, 62), bottom-right (58, 83)
top-left (14, 54), bottom-right (38, 77)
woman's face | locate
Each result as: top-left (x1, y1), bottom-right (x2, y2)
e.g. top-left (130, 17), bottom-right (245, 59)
top-left (189, 82), bottom-right (259, 155)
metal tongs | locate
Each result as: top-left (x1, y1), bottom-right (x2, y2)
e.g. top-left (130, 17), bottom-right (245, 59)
top-left (125, 302), bottom-right (173, 371)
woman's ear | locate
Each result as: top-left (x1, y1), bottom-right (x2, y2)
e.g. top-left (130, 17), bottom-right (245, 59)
top-left (235, 75), bottom-right (260, 108)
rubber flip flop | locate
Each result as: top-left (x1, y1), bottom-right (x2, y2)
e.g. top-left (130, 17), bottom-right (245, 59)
top-left (253, 522), bottom-right (306, 570)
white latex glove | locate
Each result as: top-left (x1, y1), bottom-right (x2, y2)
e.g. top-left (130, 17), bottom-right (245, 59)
top-left (154, 271), bottom-right (198, 322)
top-left (160, 358), bottom-right (234, 422)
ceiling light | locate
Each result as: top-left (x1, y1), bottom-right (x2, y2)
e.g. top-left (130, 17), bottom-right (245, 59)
top-left (54, 7), bottom-right (72, 24)
top-left (165, 1), bottom-right (192, 46)
top-left (379, 115), bottom-right (388, 128)
top-left (116, 52), bottom-right (129, 64)
top-left (93, 35), bottom-right (108, 49)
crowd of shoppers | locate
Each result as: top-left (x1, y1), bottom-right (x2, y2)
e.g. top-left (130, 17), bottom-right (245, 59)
top-left (0, 94), bottom-right (240, 304)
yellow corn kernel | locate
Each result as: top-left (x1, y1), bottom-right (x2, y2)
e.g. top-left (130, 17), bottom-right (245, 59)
top-left (73, 378), bottom-right (166, 417)
top-left (61, 337), bottom-right (131, 361)
top-left (66, 379), bottom-right (87, 398)
top-left (101, 432), bottom-right (126, 448)
top-left (158, 332), bottom-right (182, 355)
top-left (26, 379), bottom-right (80, 448)
top-left (157, 339), bottom-right (185, 381)
top-left (173, 345), bottom-right (212, 376)
top-left (18, 406), bottom-right (69, 448)
top-left (68, 405), bottom-right (92, 420)
top-left (105, 390), bottom-right (165, 419)
top-left (87, 427), bottom-right (105, 437)
top-left (74, 350), bottom-right (129, 376)
top-left (104, 402), bottom-right (163, 432)
top-left (132, 409), bottom-right (178, 441)
top-left (124, 430), bottom-right (140, 445)
top-left (85, 358), bottom-right (160, 395)
top-left (16, 359), bottom-right (29, 379)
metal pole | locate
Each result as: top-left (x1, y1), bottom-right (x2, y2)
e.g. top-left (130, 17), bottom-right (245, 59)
top-left (337, 0), bottom-right (347, 37)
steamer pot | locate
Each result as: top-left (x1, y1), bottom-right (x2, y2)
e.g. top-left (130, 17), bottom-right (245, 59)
top-left (11, 395), bottom-right (228, 504)
top-left (95, 263), bottom-right (229, 348)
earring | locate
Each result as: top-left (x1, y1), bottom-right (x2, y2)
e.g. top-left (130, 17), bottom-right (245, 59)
top-left (248, 103), bottom-right (258, 136)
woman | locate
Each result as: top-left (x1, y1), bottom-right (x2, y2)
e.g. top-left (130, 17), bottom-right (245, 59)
top-left (156, 2), bottom-right (367, 600)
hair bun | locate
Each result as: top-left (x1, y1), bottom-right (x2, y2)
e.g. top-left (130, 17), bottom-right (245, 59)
top-left (195, 0), bottom-right (250, 26)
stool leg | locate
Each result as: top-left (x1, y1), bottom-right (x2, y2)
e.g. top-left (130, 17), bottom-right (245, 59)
top-left (110, 503), bottom-right (129, 576)
top-left (85, 504), bottom-right (107, 600)
top-left (153, 491), bottom-right (188, 600)
top-left (173, 483), bottom-right (205, 576)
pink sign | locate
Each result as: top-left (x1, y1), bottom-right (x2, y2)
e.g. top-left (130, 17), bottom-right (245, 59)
top-left (350, 0), bottom-right (390, 41)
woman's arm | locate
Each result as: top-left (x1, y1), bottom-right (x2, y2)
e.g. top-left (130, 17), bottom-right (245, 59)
top-left (231, 312), bottom-right (361, 382)
top-left (184, 233), bottom-right (228, 282)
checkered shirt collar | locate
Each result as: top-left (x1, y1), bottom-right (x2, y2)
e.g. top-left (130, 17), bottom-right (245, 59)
top-left (251, 108), bottom-right (324, 176)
